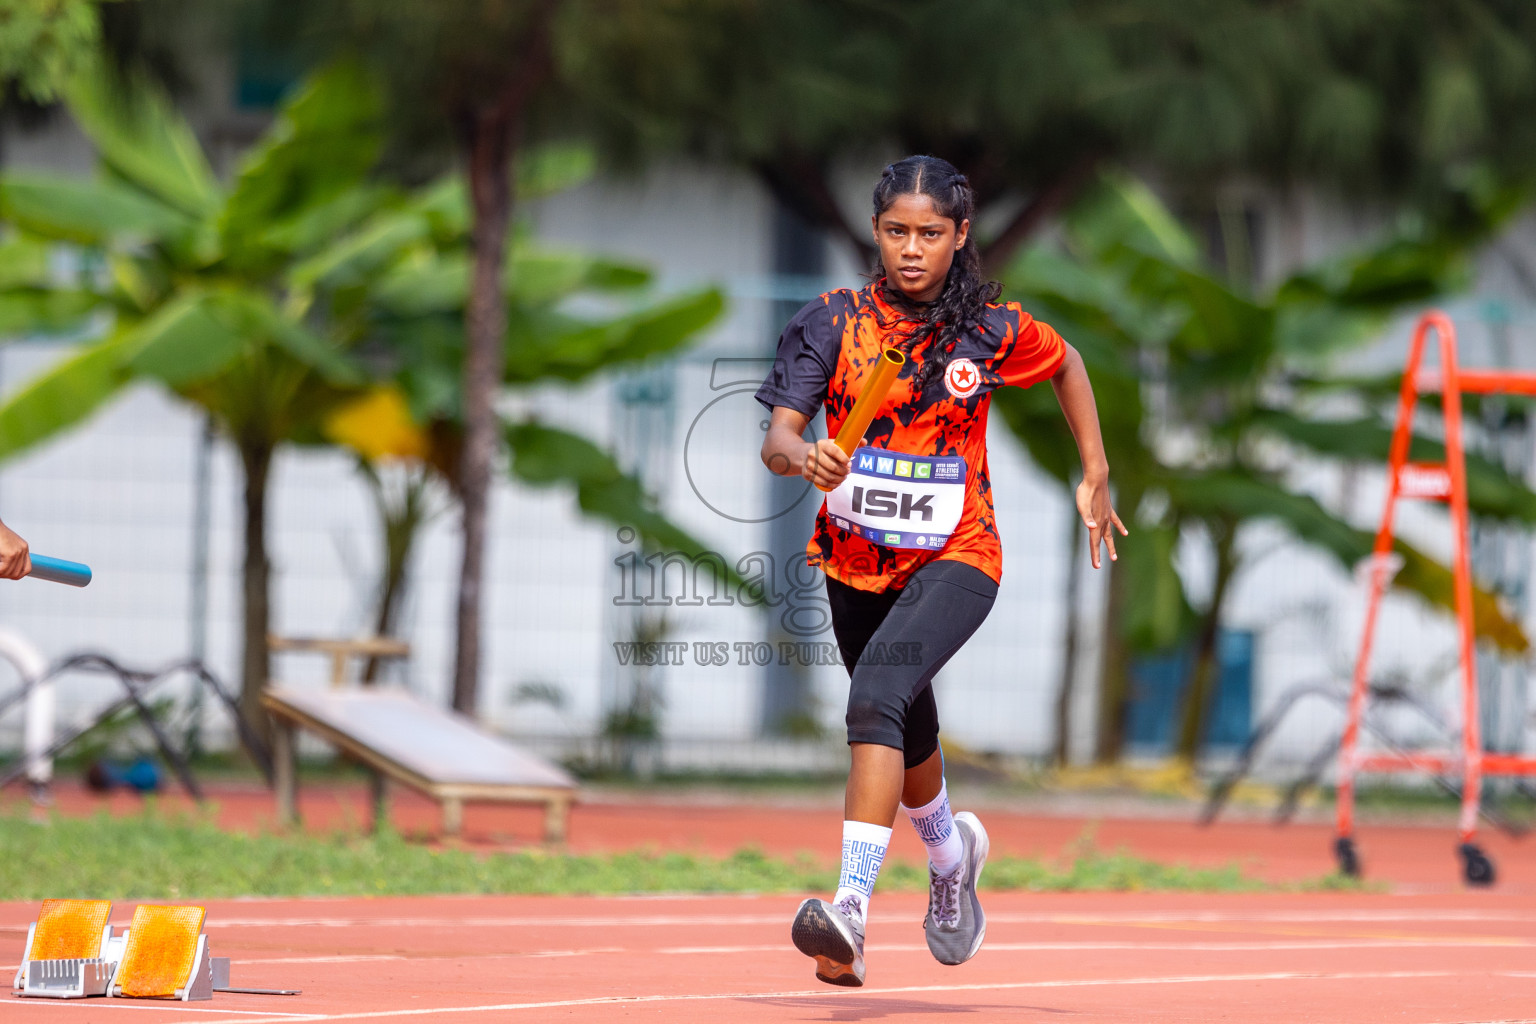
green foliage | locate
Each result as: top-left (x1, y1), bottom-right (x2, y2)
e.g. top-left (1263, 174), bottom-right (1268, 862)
top-left (0, 809), bottom-right (1345, 899)
top-left (1254, 409), bottom-right (1536, 522)
top-left (999, 171), bottom-right (1535, 659)
top-left (504, 422), bottom-right (744, 595)
top-left (0, 175), bottom-right (191, 243)
top-left (1114, 522), bottom-right (1197, 652)
top-left (0, 56), bottom-right (358, 466)
top-left (0, 55), bottom-right (728, 726)
top-left (271, 0), bottom-right (583, 169)
top-left (60, 51), bottom-right (220, 217)
top-left (0, 0), bottom-right (101, 104)
top-left (506, 287), bottom-right (723, 384)
top-left (996, 168), bottom-right (1536, 759)
top-left (0, 330), bottom-right (132, 455)
top-left (219, 61), bottom-right (384, 270)
top-left (581, 0), bottom-right (1536, 267)
top-left (0, 56), bottom-right (718, 487)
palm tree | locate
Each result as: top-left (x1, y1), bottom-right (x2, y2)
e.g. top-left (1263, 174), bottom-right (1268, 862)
top-left (993, 172), bottom-right (1536, 763)
top-left (0, 0), bottom-right (101, 106)
top-left (0, 58), bottom-right (730, 742)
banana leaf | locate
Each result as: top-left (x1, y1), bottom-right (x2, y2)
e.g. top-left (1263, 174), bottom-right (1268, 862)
top-left (0, 175), bottom-right (191, 245)
top-left (207, 289), bottom-right (366, 388)
top-left (506, 288), bottom-right (723, 384)
top-left (1116, 519), bottom-right (1199, 651)
top-left (515, 142), bottom-right (598, 199)
top-left (288, 211), bottom-right (430, 293)
top-left (373, 249), bottom-right (651, 318)
top-left (0, 289), bottom-right (100, 336)
top-left (1167, 471), bottom-right (1528, 652)
top-left (504, 419), bottom-right (748, 595)
top-left (120, 293), bottom-right (246, 386)
top-left (1071, 172), bottom-right (1200, 268)
top-left (220, 61), bottom-right (384, 266)
top-left (0, 238), bottom-right (53, 290)
top-left (61, 55), bottom-right (220, 218)
top-left (0, 331), bottom-right (134, 460)
top-left (257, 184), bottom-right (400, 257)
top-left (1252, 408), bottom-right (1536, 523)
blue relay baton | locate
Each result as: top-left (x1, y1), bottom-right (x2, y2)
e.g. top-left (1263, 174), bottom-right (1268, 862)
top-left (27, 554), bottom-right (92, 587)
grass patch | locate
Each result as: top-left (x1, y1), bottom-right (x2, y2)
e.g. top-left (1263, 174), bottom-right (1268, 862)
top-left (0, 809), bottom-right (1357, 901)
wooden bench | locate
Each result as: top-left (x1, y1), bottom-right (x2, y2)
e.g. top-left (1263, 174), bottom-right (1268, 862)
top-left (262, 638), bottom-right (576, 841)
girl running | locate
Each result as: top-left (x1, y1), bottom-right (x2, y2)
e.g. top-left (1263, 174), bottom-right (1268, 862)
top-left (756, 155), bottom-right (1124, 987)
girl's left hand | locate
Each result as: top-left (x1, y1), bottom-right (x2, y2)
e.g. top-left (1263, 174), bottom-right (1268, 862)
top-left (1076, 474), bottom-right (1127, 569)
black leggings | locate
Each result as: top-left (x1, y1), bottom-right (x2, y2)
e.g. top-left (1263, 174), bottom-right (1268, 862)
top-left (826, 559), bottom-right (998, 769)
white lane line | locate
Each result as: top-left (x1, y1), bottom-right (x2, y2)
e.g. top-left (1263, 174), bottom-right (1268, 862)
top-left (233, 956), bottom-right (408, 965)
top-left (1000, 911), bottom-right (1536, 924)
top-left (659, 938), bottom-right (1535, 953)
top-left (226, 937), bottom-right (1536, 965)
top-left (0, 1003), bottom-right (308, 1017)
top-left (233, 949), bottom-right (631, 966)
top-left (15, 935), bottom-right (1522, 977)
top-left (169, 969), bottom-right (1502, 1024)
top-left (3, 956), bottom-right (409, 973)
top-left (172, 909), bottom-right (1536, 930)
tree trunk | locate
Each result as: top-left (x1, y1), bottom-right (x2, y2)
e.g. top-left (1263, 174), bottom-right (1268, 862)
top-left (363, 466), bottom-right (428, 683)
top-left (1053, 507), bottom-right (1082, 767)
top-left (452, 104), bottom-right (516, 717)
top-left (753, 156), bottom-right (875, 268)
top-left (1093, 554), bottom-right (1131, 763)
top-left (1174, 522), bottom-right (1238, 761)
top-left (449, 6), bottom-right (556, 717)
top-left (238, 439), bottom-right (274, 748)
top-left (978, 156), bottom-right (1099, 274)
top-left (1092, 481), bottom-right (1144, 764)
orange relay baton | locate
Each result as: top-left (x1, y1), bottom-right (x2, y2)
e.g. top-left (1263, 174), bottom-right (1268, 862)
top-left (817, 347), bottom-right (905, 492)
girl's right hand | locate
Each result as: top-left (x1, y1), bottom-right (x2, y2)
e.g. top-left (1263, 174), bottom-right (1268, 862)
top-left (0, 519), bottom-right (30, 580)
top-left (805, 437), bottom-right (860, 491)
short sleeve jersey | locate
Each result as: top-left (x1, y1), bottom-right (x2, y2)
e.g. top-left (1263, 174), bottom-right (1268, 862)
top-left (756, 283), bottom-right (1066, 593)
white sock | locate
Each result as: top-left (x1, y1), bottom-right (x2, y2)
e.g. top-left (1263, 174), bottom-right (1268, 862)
top-left (832, 820), bottom-right (891, 922)
top-left (902, 781), bottom-right (964, 875)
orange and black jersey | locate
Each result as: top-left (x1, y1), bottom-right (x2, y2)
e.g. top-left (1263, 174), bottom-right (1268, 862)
top-left (756, 282), bottom-right (1066, 593)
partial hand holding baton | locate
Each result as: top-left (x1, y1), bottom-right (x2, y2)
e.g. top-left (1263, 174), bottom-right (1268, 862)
top-left (27, 554), bottom-right (92, 587)
top-left (817, 347), bottom-right (906, 492)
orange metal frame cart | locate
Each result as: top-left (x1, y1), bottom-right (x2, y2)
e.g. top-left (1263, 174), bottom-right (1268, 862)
top-left (1336, 310), bottom-right (1536, 886)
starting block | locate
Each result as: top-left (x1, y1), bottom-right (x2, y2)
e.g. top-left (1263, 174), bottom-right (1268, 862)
top-left (112, 904), bottom-right (213, 1000)
top-left (13, 901), bottom-right (243, 1001)
top-left (13, 899), bottom-right (117, 998)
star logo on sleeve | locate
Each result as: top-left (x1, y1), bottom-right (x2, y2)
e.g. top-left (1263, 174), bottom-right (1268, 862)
top-left (944, 357), bottom-right (981, 399)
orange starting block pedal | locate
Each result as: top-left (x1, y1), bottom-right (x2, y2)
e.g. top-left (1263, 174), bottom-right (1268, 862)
top-left (13, 899), bottom-right (118, 998)
top-left (111, 904), bottom-right (214, 1000)
top-left (13, 900), bottom-right (287, 1001)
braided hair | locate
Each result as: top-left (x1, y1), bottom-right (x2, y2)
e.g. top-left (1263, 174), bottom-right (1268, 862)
top-left (871, 155), bottom-right (1002, 392)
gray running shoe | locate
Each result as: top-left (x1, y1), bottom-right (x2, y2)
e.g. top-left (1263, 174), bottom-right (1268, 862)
top-left (791, 894), bottom-right (866, 987)
top-left (924, 810), bottom-right (989, 965)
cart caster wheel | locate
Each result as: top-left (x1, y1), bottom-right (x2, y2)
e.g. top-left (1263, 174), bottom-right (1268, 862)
top-left (1334, 836), bottom-right (1361, 878)
top-left (1459, 843), bottom-right (1496, 887)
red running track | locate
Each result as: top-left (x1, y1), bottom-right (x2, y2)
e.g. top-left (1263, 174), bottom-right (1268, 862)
top-left (7, 890), bottom-right (1536, 1023)
top-left (8, 782), bottom-right (1536, 1020)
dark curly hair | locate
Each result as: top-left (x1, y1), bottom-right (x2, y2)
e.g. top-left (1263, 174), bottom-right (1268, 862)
top-left (871, 155), bottom-right (1002, 392)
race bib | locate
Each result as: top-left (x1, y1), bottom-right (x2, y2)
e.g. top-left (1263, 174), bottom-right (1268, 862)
top-left (826, 447), bottom-right (967, 550)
